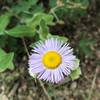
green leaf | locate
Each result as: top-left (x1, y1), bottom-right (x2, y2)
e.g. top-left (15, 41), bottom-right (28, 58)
top-left (31, 3), bottom-right (44, 14)
top-left (49, 0), bottom-right (57, 8)
top-left (30, 38), bottom-right (45, 49)
top-left (72, 59), bottom-right (80, 70)
top-left (0, 48), bottom-right (6, 57)
top-left (75, 0), bottom-right (89, 7)
top-left (70, 58), bottom-right (81, 80)
top-left (78, 39), bottom-right (96, 57)
top-left (39, 19), bottom-right (49, 40)
top-left (27, 13), bottom-right (54, 28)
top-left (6, 25), bottom-right (36, 37)
top-left (12, 0), bottom-right (37, 14)
top-left (26, 13), bottom-right (54, 39)
top-left (0, 48), bottom-right (14, 72)
top-left (43, 14), bottom-right (54, 25)
top-left (30, 35), bottom-right (68, 49)
top-left (70, 67), bottom-right (81, 80)
top-left (0, 36), bottom-right (7, 48)
top-left (47, 34), bottom-right (68, 42)
top-left (0, 12), bottom-right (11, 35)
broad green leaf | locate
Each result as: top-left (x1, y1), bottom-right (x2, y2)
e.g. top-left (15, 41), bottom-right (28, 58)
top-left (43, 14), bottom-right (54, 25)
top-left (27, 13), bottom-right (43, 28)
top-left (0, 48), bottom-right (14, 72)
top-left (39, 19), bottom-right (49, 40)
top-left (70, 67), bottom-right (81, 80)
top-left (6, 25), bottom-right (36, 37)
top-left (27, 13), bottom-right (54, 28)
top-left (0, 12), bottom-right (11, 35)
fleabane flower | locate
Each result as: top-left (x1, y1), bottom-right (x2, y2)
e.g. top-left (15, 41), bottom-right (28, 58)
top-left (28, 37), bottom-right (77, 83)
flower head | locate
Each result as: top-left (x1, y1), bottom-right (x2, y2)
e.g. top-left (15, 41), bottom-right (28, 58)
top-left (29, 37), bottom-right (76, 83)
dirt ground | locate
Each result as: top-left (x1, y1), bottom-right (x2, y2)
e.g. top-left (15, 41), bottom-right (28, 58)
top-left (0, 0), bottom-right (100, 100)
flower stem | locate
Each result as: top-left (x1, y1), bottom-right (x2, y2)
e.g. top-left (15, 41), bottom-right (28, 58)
top-left (22, 38), bottom-right (52, 100)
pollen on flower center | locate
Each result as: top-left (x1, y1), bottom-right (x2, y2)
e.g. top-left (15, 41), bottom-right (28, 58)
top-left (42, 51), bottom-right (62, 69)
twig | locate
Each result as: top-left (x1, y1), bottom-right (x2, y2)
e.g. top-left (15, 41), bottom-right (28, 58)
top-left (39, 80), bottom-right (52, 100)
top-left (50, 0), bottom-right (87, 14)
top-left (50, 9), bottom-right (60, 23)
top-left (66, 1), bottom-right (87, 10)
top-left (50, 0), bottom-right (87, 24)
top-left (21, 38), bottom-right (52, 100)
top-left (22, 38), bottom-right (29, 56)
top-left (8, 82), bottom-right (19, 97)
top-left (87, 67), bottom-right (99, 100)
top-left (50, 9), bottom-right (64, 25)
top-left (55, 76), bottom-right (71, 88)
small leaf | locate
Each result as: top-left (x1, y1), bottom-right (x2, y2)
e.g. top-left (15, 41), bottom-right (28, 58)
top-left (70, 67), bottom-right (81, 80)
top-left (0, 48), bottom-right (14, 72)
top-left (72, 59), bottom-right (80, 70)
top-left (6, 25), bottom-right (36, 37)
top-left (0, 12), bottom-right (11, 35)
top-left (29, 68), bottom-right (37, 78)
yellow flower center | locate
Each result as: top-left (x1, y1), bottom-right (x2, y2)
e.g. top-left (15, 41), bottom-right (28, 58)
top-left (42, 51), bottom-right (62, 69)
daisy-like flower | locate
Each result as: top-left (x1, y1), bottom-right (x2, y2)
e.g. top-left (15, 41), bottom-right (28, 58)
top-left (29, 37), bottom-right (77, 83)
